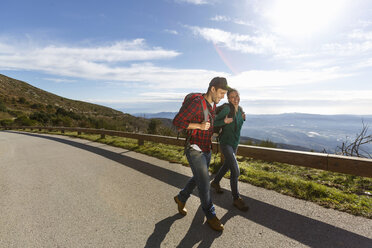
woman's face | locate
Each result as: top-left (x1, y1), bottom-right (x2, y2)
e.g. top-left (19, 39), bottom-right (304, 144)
top-left (228, 91), bottom-right (240, 106)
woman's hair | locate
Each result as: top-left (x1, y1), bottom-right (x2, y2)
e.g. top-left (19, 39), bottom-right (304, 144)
top-left (227, 88), bottom-right (239, 98)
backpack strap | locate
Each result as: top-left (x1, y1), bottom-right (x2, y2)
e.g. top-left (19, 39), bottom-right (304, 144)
top-left (201, 97), bottom-right (209, 123)
top-left (191, 95), bottom-right (210, 136)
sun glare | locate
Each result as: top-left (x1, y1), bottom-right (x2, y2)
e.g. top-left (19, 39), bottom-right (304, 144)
top-left (264, 0), bottom-right (348, 38)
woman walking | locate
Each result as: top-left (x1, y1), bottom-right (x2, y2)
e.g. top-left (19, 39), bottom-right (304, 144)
top-left (211, 88), bottom-right (249, 211)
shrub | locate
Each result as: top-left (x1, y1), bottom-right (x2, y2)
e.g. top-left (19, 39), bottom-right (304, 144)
top-left (30, 111), bottom-right (53, 125)
top-left (0, 119), bottom-right (13, 127)
top-left (0, 101), bottom-right (7, 112)
top-left (18, 97), bottom-right (27, 104)
top-left (14, 116), bottom-right (36, 126)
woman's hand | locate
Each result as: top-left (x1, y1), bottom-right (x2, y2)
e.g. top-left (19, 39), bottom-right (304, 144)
top-left (224, 116), bottom-right (233, 124)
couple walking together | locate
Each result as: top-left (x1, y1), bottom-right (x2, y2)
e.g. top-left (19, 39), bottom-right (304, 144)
top-left (172, 77), bottom-right (248, 232)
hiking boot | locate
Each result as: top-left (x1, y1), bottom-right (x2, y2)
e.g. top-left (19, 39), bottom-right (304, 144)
top-left (174, 196), bottom-right (187, 216)
top-left (233, 197), bottom-right (249, 212)
top-left (211, 181), bottom-right (224, 194)
top-left (206, 216), bottom-right (224, 232)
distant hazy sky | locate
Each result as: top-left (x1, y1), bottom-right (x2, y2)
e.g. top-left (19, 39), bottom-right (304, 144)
top-left (1, 0), bottom-right (372, 114)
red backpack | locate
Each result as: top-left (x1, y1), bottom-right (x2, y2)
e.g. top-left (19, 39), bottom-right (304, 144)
top-left (174, 93), bottom-right (210, 134)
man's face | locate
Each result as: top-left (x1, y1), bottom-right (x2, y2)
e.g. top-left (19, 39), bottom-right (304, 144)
top-left (212, 87), bottom-right (227, 104)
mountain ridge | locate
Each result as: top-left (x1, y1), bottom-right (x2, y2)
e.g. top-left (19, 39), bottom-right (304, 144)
top-left (0, 74), bottom-right (123, 116)
top-left (0, 74), bottom-right (167, 133)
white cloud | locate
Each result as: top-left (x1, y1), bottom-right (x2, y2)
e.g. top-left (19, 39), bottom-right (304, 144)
top-left (321, 41), bottom-right (372, 56)
top-left (354, 57), bottom-right (372, 68)
top-left (89, 92), bottom-right (187, 104)
top-left (164, 29), bottom-right (179, 35)
top-left (239, 89), bottom-right (372, 102)
top-left (0, 38), bottom-right (229, 89)
top-left (43, 78), bottom-right (77, 83)
top-left (307, 132), bottom-right (322, 138)
top-left (0, 38), bottom-right (180, 64)
top-left (229, 68), bottom-right (351, 89)
top-left (357, 20), bottom-right (372, 28)
top-left (191, 26), bottom-right (286, 55)
top-left (233, 19), bottom-right (254, 27)
top-left (348, 29), bottom-right (372, 40)
top-left (210, 15), bottom-right (254, 27)
top-left (210, 15), bottom-right (230, 22)
top-left (1, 38), bottom-right (228, 87)
top-left (190, 25), bottom-right (372, 63)
top-left (0, 37), bottom-right (351, 91)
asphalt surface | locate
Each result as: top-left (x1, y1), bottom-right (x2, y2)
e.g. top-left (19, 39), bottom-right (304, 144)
top-left (0, 130), bottom-right (371, 248)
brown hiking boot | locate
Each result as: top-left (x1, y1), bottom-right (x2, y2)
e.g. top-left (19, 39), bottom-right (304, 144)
top-left (174, 196), bottom-right (187, 216)
top-left (206, 216), bottom-right (224, 232)
top-left (211, 181), bottom-right (224, 194)
top-left (233, 197), bottom-right (249, 212)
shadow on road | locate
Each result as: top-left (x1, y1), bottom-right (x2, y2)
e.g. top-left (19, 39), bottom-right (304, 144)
top-left (176, 206), bottom-right (223, 248)
top-left (145, 207), bottom-right (223, 248)
top-left (144, 214), bottom-right (184, 248)
top-left (8, 131), bottom-right (372, 248)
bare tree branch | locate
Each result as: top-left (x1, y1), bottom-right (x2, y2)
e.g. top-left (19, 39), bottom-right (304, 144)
top-left (336, 120), bottom-right (372, 159)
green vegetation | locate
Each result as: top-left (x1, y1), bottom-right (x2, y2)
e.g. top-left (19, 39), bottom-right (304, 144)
top-left (18, 128), bottom-right (372, 219)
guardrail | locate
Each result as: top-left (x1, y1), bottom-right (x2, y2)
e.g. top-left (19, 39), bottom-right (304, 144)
top-left (4, 126), bottom-right (372, 178)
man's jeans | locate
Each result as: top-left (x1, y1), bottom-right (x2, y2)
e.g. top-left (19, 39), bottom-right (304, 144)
top-left (213, 144), bottom-right (240, 199)
top-left (177, 147), bottom-right (216, 220)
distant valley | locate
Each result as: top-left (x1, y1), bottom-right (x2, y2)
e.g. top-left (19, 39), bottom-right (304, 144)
top-left (134, 112), bottom-right (372, 153)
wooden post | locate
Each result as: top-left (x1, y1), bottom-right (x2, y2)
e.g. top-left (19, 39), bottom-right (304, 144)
top-left (78, 131), bottom-right (81, 135)
top-left (101, 134), bottom-right (105, 139)
top-left (61, 129), bottom-right (64, 134)
top-left (138, 139), bottom-right (144, 146)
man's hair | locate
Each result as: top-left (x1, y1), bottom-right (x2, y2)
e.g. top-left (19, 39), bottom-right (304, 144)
top-left (207, 77), bottom-right (229, 92)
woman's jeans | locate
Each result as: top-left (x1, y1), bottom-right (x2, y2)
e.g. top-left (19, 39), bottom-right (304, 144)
top-left (213, 144), bottom-right (240, 199)
top-left (177, 147), bottom-right (216, 220)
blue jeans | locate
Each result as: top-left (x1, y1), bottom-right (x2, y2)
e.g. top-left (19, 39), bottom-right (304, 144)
top-left (177, 147), bottom-right (216, 220)
top-left (213, 144), bottom-right (240, 199)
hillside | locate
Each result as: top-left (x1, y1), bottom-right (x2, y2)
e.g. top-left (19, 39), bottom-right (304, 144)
top-left (0, 74), bottom-right (174, 135)
top-left (0, 74), bottom-right (123, 116)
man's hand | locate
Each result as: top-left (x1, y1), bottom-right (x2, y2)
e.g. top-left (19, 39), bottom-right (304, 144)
top-left (200, 122), bottom-right (210, 130)
top-left (242, 112), bottom-right (246, 121)
top-left (224, 116), bottom-right (233, 124)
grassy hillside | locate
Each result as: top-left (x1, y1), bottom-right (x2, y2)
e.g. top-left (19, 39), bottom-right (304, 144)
top-left (0, 74), bottom-right (175, 135)
top-left (0, 74), bottom-right (121, 116)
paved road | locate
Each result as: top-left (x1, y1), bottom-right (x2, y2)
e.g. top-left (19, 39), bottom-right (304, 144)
top-left (0, 130), bottom-right (371, 248)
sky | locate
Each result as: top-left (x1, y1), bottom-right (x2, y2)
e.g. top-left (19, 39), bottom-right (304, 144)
top-left (1, 0), bottom-right (372, 115)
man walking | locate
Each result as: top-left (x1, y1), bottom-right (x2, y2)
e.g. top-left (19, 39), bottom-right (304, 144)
top-left (173, 77), bottom-right (229, 232)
